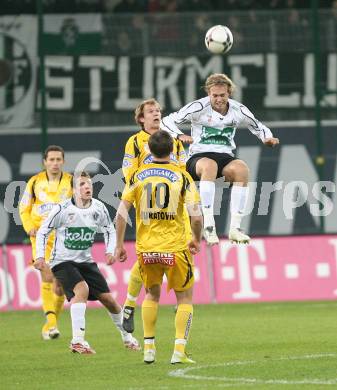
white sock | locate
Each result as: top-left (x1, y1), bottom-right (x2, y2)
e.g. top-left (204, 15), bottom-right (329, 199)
top-left (230, 186), bottom-right (249, 229)
top-left (109, 311), bottom-right (130, 340)
top-left (200, 181), bottom-right (215, 228)
top-left (71, 302), bottom-right (86, 343)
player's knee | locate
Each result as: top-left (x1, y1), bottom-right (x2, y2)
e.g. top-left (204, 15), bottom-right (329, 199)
top-left (196, 159), bottom-right (218, 178)
top-left (73, 281), bottom-right (89, 300)
top-left (224, 160), bottom-right (249, 183)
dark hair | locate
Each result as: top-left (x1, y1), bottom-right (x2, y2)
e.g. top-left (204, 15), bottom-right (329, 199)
top-left (72, 171), bottom-right (91, 188)
top-left (43, 145), bottom-right (65, 160)
top-left (148, 130), bottom-right (173, 158)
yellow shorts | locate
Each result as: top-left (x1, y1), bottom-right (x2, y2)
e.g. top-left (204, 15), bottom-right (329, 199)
top-left (30, 233), bottom-right (55, 263)
top-left (138, 250), bottom-right (194, 292)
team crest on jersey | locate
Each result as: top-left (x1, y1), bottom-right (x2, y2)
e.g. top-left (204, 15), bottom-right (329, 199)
top-left (66, 213), bottom-right (75, 223)
top-left (92, 212), bottom-right (99, 221)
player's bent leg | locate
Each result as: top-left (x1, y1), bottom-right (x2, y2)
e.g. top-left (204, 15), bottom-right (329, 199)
top-left (171, 287), bottom-right (195, 364)
top-left (40, 267), bottom-right (58, 340)
top-left (123, 261), bottom-right (143, 333)
top-left (222, 160), bottom-right (251, 244)
top-left (98, 292), bottom-right (141, 352)
top-left (142, 286), bottom-right (160, 364)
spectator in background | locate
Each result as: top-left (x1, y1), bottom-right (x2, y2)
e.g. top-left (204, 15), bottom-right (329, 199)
top-left (179, 0), bottom-right (212, 12)
top-left (114, 0), bottom-right (146, 12)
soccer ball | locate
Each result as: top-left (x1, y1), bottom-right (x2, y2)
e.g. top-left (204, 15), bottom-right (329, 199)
top-left (205, 25), bottom-right (233, 54)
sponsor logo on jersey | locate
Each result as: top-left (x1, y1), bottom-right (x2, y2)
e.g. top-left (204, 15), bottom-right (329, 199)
top-left (122, 158), bottom-right (132, 168)
top-left (137, 168), bottom-right (178, 182)
top-left (64, 227), bottom-right (96, 250)
top-left (200, 126), bottom-right (235, 146)
top-left (143, 154), bottom-right (153, 164)
top-left (142, 252), bottom-right (175, 266)
top-left (38, 203), bottom-right (56, 215)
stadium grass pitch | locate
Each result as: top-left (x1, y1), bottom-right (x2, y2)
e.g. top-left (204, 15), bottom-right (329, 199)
top-left (1, 301), bottom-right (337, 389)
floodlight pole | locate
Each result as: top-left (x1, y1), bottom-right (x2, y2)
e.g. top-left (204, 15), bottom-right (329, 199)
top-left (311, 0), bottom-right (325, 233)
top-left (37, 0), bottom-right (48, 152)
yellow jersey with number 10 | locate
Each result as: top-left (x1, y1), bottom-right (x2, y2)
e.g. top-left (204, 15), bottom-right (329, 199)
top-left (122, 162), bottom-right (200, 253)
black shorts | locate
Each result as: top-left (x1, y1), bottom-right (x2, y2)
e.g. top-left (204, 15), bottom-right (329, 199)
top-left (186, 152), bottom-right (236, 181)
top-left (52, 262), bottom-right (110, 302)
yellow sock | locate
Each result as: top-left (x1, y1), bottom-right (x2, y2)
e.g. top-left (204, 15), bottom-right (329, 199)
top-left (174, 304), bottom-right (193, 354)
top-left (142, 299), bottom-right (158, 339)
top-left (41, 282), bottom-right (57, 329)
top-left (124, 262), bottom-right (143, 308)
top-left (53, 294), bottom-right (65, 320)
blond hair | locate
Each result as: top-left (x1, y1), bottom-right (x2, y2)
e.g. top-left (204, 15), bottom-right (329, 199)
top-left (204, 73), bottom-right (235, 96)
top-left (134, 98), bottom-right (161, 128)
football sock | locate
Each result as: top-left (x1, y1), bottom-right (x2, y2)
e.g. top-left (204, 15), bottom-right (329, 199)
top-left (175, 304), bottom-right (193, 354)
top-left (109, 310), bottom-right (130, 339)
top-left (200, 181), bottom-right (215, 227)
top-left (124, 262), bottom-right (143, 308)
top-left (70, 302), bottom-right (86, 343)
top-left (53, 293), bottom-right (65, 320)
top-left (41, 282), bottom-right (57, 328)
top-left (230, 185), bottom-right (249, 229)
top-left (144, 337), bottom-right (155, 351)
top-left (142, 300), bottom-right (158, 339)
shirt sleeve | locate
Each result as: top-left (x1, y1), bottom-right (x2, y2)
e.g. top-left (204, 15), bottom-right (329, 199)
top-left (19, 177), bottom-right (37, 233)
top-left (121, 179), bottom-right (136, 204)
top-left (176, 139), bottom-right (187, 169)
top-left (161, 100), bottom-right (204, 137)
top-left (122, 136), bottom-right (140, 182)
top-left (35, 204), bottom-right (62, 259)
top-left (99, 205), bottom-right (116, 254)
top-left (239, 104), bottom-right (273, 142)
top-left (183, 172), bottom-right (201, 206)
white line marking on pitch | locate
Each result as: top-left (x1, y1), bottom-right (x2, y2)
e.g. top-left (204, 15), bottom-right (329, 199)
top-left (168, 353), bottom-right (337, 386)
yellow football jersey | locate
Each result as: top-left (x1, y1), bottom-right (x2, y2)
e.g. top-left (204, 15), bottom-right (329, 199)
top-left (19, 171), bottom-right (73, 233)
top-left (122, 130), bottom-right (186, 182)
top-left (122, 162), bottom-right (200, 253)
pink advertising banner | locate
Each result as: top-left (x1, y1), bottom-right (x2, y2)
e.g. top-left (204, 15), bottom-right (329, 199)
top-left (0, 241), bottom-right (212, 311)
top-left (1, 235), bottom-right (337, 311)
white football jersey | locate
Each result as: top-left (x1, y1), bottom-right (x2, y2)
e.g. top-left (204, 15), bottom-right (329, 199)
top-left (36, 198), bottom-right (116, 268)
top-left (161, 96), bottom-right (273, 158)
